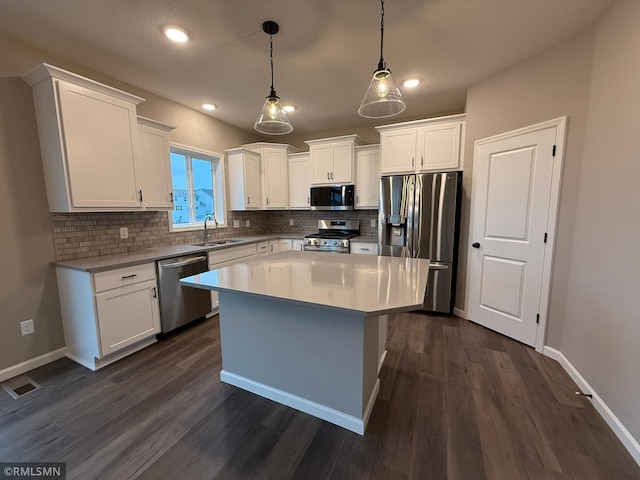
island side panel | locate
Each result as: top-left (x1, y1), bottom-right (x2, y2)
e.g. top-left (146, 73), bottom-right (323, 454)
top-left (218, 291), bottom-right (375, 420)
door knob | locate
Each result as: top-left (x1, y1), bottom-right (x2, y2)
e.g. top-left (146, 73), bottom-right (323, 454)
top-left (472, 242), bottom-right (481, 248)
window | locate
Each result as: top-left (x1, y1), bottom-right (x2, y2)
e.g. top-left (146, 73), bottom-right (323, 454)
top-left (169, 144), bottom-right (226, 230)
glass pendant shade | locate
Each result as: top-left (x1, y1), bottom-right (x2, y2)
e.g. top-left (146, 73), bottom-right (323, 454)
top-left (358, 68), bottom-right (406, 118)
top-left (254, 94), bottom-right (293, 135)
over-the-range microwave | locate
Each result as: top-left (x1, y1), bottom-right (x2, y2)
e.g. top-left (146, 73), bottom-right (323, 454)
top-left (309, 185), bottom-right (355, 210)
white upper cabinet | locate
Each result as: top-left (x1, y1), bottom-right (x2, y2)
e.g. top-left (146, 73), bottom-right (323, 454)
top-left (137, 117), bottom-right (175, 210)
top-left (22, 63), bottom-right (146, 212)
top-left (306, 135), bottom-right (363, 185)
top-left (288, 152), bottom-right (311, 209)
top-left (227, 147), bottom-right (261, 210)
top-left (243, 143), bottom-right (296, 210)
top-left (354, 145), bottom-right (380, 209)
top-left (376, 114), bottom-right (466, 175)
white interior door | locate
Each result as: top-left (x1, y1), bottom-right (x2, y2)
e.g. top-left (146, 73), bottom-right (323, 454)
top-left (467, 123), bottom-right (561, 347)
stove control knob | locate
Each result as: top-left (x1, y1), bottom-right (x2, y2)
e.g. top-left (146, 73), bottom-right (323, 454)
top-left (322, 239), bottom-right (327, 245)
top-left (333, 240), bottom-right (338, 246)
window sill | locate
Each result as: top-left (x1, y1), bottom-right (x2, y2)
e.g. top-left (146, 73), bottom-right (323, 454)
top-left (169, 223), bottom-right (228, 233)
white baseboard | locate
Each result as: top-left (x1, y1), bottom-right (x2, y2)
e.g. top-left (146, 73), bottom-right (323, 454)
top-left (221, 370), bottom-right (378, 435)
top-left (378, 349), bottom-right (387, 374)
top-left (543, 346), bottom-right (640, 466)
top-left (0, 348), bottom-right (66, 383)
top-left (453, 307), bottom-right (466, 319)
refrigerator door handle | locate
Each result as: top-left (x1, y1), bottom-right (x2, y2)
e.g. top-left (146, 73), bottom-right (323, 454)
top-left (429, 262), bottom-right (450, 270)
top-left (412, 175), bottom-right (422, 258)
top-left (406, 175), bottom-right (416, 257)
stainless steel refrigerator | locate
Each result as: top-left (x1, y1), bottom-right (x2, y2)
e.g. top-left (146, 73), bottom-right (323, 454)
top-left (379, 172), bottom-right (462, 313)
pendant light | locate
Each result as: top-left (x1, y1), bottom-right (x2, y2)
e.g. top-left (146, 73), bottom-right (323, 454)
top-left (358, 0), bottom-right (406, 118)
top-left (254, 21), bottom-right (293, 135)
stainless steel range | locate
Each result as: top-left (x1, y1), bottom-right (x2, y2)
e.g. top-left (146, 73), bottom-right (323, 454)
top-left (303, 219), bottom-right (360, 254)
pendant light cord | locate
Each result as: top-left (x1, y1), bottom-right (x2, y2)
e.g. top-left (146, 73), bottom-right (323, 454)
top-left (378, 0), bottom-right (386, 71)
top-left (269, 34), bottom-right (276, 97)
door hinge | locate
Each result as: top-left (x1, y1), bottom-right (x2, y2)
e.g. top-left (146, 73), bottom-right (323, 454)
top-left (544, 233), bottom-right (548, 243)
top-left (536, 313), bottom-right (540, 324)
top-left (552, 145), bottom-right (557, 157)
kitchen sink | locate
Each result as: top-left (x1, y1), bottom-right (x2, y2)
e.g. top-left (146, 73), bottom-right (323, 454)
top-left (191, 239), bottom-right (242, 247)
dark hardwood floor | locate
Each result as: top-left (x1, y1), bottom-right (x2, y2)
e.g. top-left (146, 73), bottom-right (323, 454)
top-left (1, 312), bottom-right (638, 480)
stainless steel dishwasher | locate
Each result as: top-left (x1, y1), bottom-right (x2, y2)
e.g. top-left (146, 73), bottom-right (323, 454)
top-left (156, 254), bottom-right (211, 334)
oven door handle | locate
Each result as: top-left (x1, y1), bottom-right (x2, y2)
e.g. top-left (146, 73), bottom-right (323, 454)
top-left (160, 256), bottom-right (208, 269)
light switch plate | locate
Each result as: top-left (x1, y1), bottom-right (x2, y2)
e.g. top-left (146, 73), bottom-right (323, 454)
top-left (20, 319), bottom-right (35, 336)
top-left (233, 220), bottom-right (240, 228)
top-left (289, 219), bottom-right (294, 226)
top-left (119, 227), bottom-right (128, 239)
top-left (246, 219), bottom-right (251, 227)
top-left (371, 219), bottom-right (377, 228)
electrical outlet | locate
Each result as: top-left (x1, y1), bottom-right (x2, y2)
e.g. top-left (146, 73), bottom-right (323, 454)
top-left (20, 319), bottom-right (35, 336)
top-left (233, 220), bottom-right (240, 228)
top-left (371, 219), bottom-right (377, 228)
top-left (119, 227), bottom-right (128, 239)
top-left (245, 219), bottom-right (251, 227)
top-left (289, 219), bottom-right (294, 226)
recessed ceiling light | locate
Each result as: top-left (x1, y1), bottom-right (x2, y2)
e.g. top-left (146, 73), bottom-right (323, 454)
top-left (403, 79), bottom-right (420, 88)
top-left (283, 105), bottom-right (296, 113)
top-left (164, 26), bottom-right (189, 43)
top-left (202, 103), bottom-right (216, 111)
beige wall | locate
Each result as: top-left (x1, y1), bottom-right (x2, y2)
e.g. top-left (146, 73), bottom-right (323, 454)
top-left (0, 78), bottom-right (65, 368)
top-left (460, 29), bottom-right (596, 348)
top-left (0, 34), bottom-right (261, 371)
top-left (560, 0), bottom-right (640, 441)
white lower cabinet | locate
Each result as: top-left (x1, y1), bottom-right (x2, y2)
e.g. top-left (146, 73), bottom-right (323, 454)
top-left (350, 241), bottom-right (378, 255)
top-left (279, 238), bottom-right (305, 251)
top-left (208, 243), bottom-right (258, 311)
top-left (95, 280), bottom-right (160, 356)
top-left (56, 262), bottom-right (161, 370)
top-left (278, 239), bottom-right (293, 251)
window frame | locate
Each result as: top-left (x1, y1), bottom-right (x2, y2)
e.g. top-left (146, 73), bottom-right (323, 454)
top-left (168, 143), bottom-right (227, 232)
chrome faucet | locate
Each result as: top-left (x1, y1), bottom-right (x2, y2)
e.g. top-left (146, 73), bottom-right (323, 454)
top-left (203, 214), bottom-right (218, 241)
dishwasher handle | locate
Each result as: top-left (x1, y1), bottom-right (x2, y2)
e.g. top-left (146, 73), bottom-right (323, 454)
top-left (160, 256), bottom-right (208, 269)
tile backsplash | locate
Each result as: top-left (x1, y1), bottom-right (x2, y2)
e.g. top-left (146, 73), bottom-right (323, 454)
top-left (51, 209), bottom-right (378, 261)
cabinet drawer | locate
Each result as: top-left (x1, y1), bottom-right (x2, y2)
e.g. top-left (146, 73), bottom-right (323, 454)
top-left (93, 263), bottom-right (156, 293)
top-left (257, 241), bottom-right (269, 256)
top-left (351, 242), bottom-right (378, 255)
top-left (208, 243), bottom-right (257, 266)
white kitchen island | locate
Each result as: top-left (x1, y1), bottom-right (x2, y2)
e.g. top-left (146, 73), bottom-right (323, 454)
top-left (180, 251), bottom-right (430, 434)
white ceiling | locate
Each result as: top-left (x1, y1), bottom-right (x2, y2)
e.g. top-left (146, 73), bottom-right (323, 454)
top-left (0, 0), bottom-right (614, 135)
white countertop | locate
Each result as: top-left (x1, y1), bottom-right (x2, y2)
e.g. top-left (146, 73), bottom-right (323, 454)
top-left (180, 251), bottom-right (430, 317)
top-left (53, 233), bottom-right (306, 272)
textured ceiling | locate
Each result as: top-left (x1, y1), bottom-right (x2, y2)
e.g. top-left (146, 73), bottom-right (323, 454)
top-left (0, 0), bottom-right (614, 135)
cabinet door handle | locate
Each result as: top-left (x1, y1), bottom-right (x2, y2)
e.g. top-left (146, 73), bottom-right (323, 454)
top-left (356, 195), bottom-right (359, 204)
top-left (331, 171), bottom-right (334, 180)
top-left (421, 156), bottom-right (424, 167)
top-left (170, 192), bottom-right (174, 203)
top-left (327, 172), bottom-right (330, 180)
top-left (411, 157), bottom-right (414, 168)
top-left (152, 287), bottom-right (157, 298)
top-left (122, 274), bottom-right (138, 280)
top-left (247, 196), bottom-right (250, 204)
top-left (266, 197), bottom-right (269, 205)
top-left (138, 190), bottom-right (143, 202)
top-left (361, 247), bottom-right (370, 251)
top-left (307, 196), bottom-right (310, 204)
top-left (270, 244), bottom-right (273, 252)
